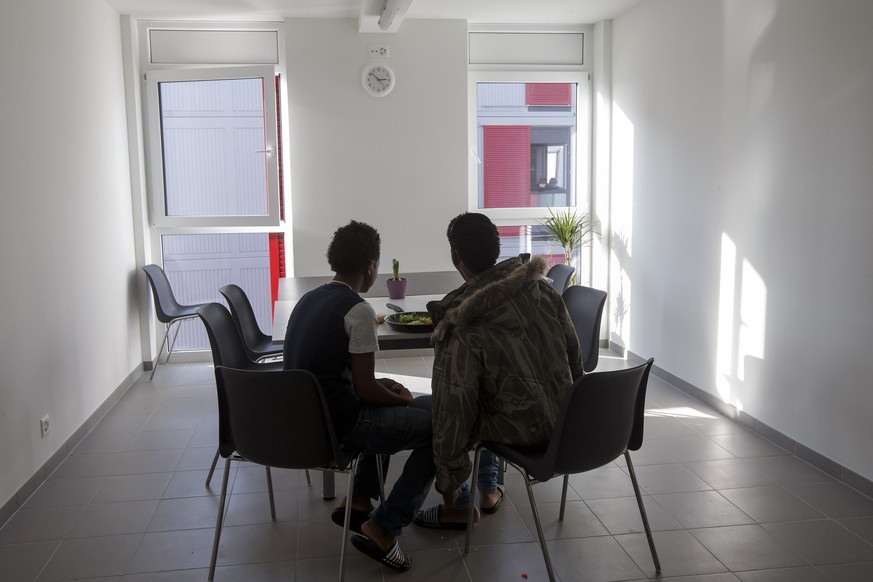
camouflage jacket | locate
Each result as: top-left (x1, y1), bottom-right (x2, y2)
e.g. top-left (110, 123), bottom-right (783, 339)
top-left (428, 256), bottom-right (584, 496)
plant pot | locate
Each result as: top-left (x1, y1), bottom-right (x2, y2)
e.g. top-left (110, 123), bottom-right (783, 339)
top-left (386, 278), bottom-right (407, 299)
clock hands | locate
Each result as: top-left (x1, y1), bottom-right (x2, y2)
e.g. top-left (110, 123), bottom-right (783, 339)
top-left (369, 72), bottom-right (387, 88)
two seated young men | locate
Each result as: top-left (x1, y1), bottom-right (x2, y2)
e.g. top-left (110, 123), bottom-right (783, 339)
top-left (282, 214), bottom-right (583, 571)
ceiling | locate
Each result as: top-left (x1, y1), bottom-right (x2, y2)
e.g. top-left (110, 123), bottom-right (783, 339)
top-left (103, 0), bottom-right (645, 26)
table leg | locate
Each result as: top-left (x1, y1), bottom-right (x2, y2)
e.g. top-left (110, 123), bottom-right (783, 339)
top-left (322, 471), bottom-right (335, 500)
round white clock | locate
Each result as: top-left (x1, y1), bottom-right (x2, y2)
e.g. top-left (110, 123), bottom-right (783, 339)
top-left (362, 64), bottom-right (395, 97)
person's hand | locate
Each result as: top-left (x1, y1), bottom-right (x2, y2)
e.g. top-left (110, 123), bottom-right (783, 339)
top-left (380, 378), bottom-right (412, 404)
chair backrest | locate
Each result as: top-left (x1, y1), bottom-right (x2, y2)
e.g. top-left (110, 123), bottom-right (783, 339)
top-left (219, 284), bottom-right (268, 360)
top-left (214, 366), bottom-right (341, 468)
top-left (545, 358), bottom-right (654, 478)
top-left (546, 263), bottom-right (575, 294)
top-left (562, 285), bottom-right (608, 372)
top-left (142, 264), bottom-right (185, 323)
top-left (197, 302), bottom-right (262, 370)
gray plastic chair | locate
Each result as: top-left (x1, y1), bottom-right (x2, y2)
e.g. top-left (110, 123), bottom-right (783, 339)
top-left (219, 284), bottom-right (283, 362)
top-left (562, 285), bottom-right (608, 372)
top-left (142, 264), bottom-right (208, 381)
top-left (464, 359), bottom-right (660, 582)
top-left (209, 366), bottom-right (359, 582)
top-left (197, 302), bottom-right (284, 487)
top-left (546, 263), bottom-right (575, 293)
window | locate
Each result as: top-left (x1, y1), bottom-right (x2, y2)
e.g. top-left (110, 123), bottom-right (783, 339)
top-left (468, 71), bottom-right (591, 273)
top-left (140, 22), bottom-right (287, 352)
top-left (145, 66), bottom-right (281, 228)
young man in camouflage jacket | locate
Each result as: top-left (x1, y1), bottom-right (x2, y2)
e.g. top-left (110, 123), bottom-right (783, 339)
top-left (415, 212), bottom-right (584, 529)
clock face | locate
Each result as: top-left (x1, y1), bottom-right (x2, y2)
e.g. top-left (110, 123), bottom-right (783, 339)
top-left (362, 64), bottom-right (395, 97)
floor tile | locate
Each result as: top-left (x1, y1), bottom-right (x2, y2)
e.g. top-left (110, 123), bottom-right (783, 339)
top-left (585, 495), bottom-right (683, 535)
top-left (127, 528), bottom-right (215, 573)
top-left (0, 505), bottom-right (83, 543)
top-left (568, 465), bottom-right (637, 499)
top-left (549, 535), bottom-right (647, 581)
top-left (735, 566), bottom-right (831, 581)
top-left (463, 541), bottom-right (554, 582)
top-left (837, 515), bottom-right (873, 544)
top-left (515, 499), bottom-right (610, 540)
top-left (762, 519), bottom-right (873, 565)
top-left (633, 463), bottom-right (714, 494)
top-left (719, 485), bottom-right (825, 523)
top-left (68, 499), bottom-right (159, 538)
top-left (0, 540), bottom-right (60, 582)
top-left (817, 562), bottom-right (873, 582)
top-left (632, 436), bottom-right (735, 466)
top-left (22, 476), bottom-right (104, 509)
top-left (651, 491), bottom-right (754, 529)
top-left (689, 524), bottom-right (807, 571)
top-left (708, 431), bottom-right (791, 458)
top-left (36, 533), bottom-right (142, 581)
top-left (92, 472), bottom-right (173, 503)
top-left (785, 482), bottom-right (873, 518)
top-left (616, 529), bottom-right (727, 578)
top-left (682, 458), bottom-right (777, 490)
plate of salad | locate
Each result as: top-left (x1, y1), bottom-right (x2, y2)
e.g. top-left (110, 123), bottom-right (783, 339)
top-left (384, 312), bottom-right (434, 333)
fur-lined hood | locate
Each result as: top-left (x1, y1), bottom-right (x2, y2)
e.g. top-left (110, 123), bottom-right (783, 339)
top-left (432, 256), bottom-right (550, 340)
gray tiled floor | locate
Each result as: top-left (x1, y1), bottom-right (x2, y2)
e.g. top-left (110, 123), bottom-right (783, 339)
top-left (3, 352), bottom-right (873, 581)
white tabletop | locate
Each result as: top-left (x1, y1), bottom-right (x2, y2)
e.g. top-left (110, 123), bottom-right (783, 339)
top-left (272, 293), bottom-right (444, 348)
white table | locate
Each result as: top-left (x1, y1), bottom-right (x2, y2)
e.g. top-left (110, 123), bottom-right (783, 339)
top-left (272, 294), bottom-right (444, 349)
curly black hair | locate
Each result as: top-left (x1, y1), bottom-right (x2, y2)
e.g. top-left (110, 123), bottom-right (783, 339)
top-left (446, 212), bottom-right (500, 273)
top-left (327, 220), bottom-right (381, 275)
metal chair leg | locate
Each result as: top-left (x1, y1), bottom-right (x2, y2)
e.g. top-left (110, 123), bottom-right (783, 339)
top-left (208, 457), bottom-right (233, 581)
top-left (520, 470), bottom-right (557, 582)
top-left (165, 319), bottom-right (184, 364)
top-left (149, 323), bottom-right (172, 381)
top-left (558, 474), bottom-right (569, 521)
top-left (338, 458), bottom-right (357, 582)
top-left (375, 454), bottom-right (386, 501)
top-left (205, 448), bottom-right (220, 486)
top-left (625, 450), bottom-right (661, 573)
top-left (266, 466), bottom-right (276, 520)
top-left (464, 447), bottom-right (483, 555)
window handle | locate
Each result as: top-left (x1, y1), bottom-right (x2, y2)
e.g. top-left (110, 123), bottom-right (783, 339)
top-left (254, 147), bottom-right (274, 157)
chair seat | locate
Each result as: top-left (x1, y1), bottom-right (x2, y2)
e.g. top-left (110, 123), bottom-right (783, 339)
top-left (481, 441), bottom-right (552, 483)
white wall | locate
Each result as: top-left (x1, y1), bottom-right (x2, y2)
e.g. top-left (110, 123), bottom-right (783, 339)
top-left (284, 19), bottom-right (469, 276)
top-left (611, 0), bottom-right (873, 480)
top-left (0, 0), bottom-right (140, 509)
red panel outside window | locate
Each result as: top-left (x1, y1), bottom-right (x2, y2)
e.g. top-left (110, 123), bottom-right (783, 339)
top-left (483, 126), bottom-right (531, 208)
top-left (268, 233), bottom-right (285, 314)
top-left (526, 83), bottom-right (571, 106)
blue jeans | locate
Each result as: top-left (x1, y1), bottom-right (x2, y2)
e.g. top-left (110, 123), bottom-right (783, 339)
top-left (341, 395), bottom-right (434, 538)
top-left (453, 450), bottom-right (498, 509)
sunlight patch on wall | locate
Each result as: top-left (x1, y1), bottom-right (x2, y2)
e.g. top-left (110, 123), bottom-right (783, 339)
top-left (716, 233), bottom-right (768, 412)
top-left (610, 103), bottom-right (635, 347)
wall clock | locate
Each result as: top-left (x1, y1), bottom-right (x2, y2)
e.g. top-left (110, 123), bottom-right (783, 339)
top-left (362, 64), bottom-right (395, 97)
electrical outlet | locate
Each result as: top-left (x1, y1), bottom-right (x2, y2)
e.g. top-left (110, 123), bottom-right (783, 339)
top-left (40, 415), bottom-right (50, 438)
top-left (368, 45), bottom-right (389, 58)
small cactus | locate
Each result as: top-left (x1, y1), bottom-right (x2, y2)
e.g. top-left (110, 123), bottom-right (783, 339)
top-left (392, 258), bottom-right (400, 280)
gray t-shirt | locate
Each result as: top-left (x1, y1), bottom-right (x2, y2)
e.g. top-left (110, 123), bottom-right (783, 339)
top-left (345, 301), bottom-right (379, 354)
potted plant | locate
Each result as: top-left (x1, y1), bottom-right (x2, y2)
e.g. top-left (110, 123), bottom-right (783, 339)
top-left (540, 208), bottom-right (596, 284)
top-left (386, 258), bottom-right (407, 299)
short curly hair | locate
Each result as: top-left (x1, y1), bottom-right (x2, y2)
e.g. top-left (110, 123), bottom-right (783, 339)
top-left (327, 220), bottom-right (381, 275)
top-left (447, 212), bottom-right (500, 273)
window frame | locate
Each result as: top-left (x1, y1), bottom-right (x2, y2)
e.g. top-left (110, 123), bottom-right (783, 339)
top-left (144, 65), bottom-right (281, 229)
top-left (466, 70), bottom-right (592, 227)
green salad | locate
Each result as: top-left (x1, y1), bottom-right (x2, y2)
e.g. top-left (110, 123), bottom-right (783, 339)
top-left (395, 313), bottom-right (432, 325)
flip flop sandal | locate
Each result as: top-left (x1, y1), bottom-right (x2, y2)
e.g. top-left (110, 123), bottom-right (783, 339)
top-left (412, 504), bottom-right (468, 530)
top-left (330, 507), bottom-right (371, 535)
top-left (350, 534), bottom-right (412, 572)
top-left (480, 484), bottom-right (506, 515)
